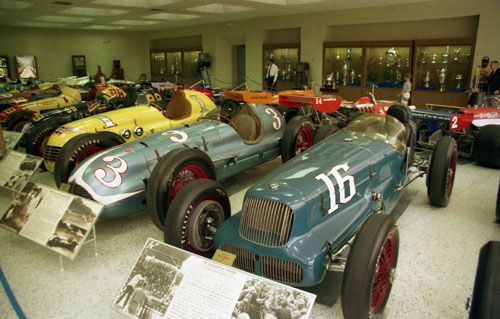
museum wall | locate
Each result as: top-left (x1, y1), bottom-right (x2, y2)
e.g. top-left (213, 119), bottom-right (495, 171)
top-left (0, 26), bottom-right (149, 81)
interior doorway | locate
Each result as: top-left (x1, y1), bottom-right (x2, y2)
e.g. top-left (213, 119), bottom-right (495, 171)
top-left (234, 45), bottom-right (245, 85)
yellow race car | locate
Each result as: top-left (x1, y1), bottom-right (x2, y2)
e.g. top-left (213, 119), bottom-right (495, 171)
top-left (0, 84), bottom-right (125, 131)
top-left (43, 90), bottom-right (216, 186)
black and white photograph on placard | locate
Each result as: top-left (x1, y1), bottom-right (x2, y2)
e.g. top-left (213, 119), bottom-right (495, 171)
top-left (0, 182), bottom-right (45, 232)
top-left (0, 150), bottom-right (42, 192)
top-left (113, 238), bottom-right (185, 319)
top-left (3, 131), bottom-right (23, 150)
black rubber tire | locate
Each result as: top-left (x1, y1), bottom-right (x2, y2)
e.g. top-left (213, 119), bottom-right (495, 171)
top-left (496, 179), bottom-right (500, 224)
top-left (475, 125), bottom-right (500, 169)
top-left (25, 121), bottom-right (59, 156)
top-left (341, 213), bottom-right (399, 319)
top-left (5, 111), bottom-right (33, 132)
top-left (220, 99), bottom-right (240, 118)
top-left (146, 148), bottom-right (216, 230)
top-left (280, 115), bottom-right (315, 163)
top-left (164, 179), bottom-right (230, 257)
top-left (313, 124), bottom-right (339, 144)
top-left (469, 241), bottom-right (500, 318)
top-left (54, 133), bottom-right (118, 188)
top-left (427, 136), bottom-right (457, 207)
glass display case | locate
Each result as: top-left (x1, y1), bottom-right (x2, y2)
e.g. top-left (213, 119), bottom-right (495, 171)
top-left (166, 51), bottom-right (182, 79)
top-left (150, 52), bottom-right (166, 80)
top-left (0, 55), bottom-right (10, 79)
top-left (366, 46), bottom-right (411, 88)
top-left (414, 44), bottom-right (472, 92)
top-left (324, 47), bottom-right (363, 86)
top-left (183, 50), bottom-right (202, 78)
top-left (263, 47), bottom-right (299, 85)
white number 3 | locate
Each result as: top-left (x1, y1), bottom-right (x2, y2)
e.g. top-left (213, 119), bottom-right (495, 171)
top-left (315, 164), bottom-right (356, 215)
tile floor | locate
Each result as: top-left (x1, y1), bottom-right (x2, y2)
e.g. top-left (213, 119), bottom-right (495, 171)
top-left (1, 157), bottom-right (499, 319)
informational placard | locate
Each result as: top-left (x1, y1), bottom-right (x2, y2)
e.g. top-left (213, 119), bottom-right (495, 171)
top-left (0, 150), bottom-right (42, 192)
top-left (0, 181), bottom-right (103, 260)
top-left (113, 238), bottom-right (316, 319)
top-left (3, 131), bottom-right (23, 150)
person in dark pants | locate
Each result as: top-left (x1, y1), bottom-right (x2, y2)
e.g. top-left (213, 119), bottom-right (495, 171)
top-left (488, 60), bottom-right (500, 97)
top-left (265, 58), bottom-right (279, 93)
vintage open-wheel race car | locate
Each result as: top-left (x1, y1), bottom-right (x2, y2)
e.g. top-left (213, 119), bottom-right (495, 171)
top-left (162, 97), bottom-right (458, 319)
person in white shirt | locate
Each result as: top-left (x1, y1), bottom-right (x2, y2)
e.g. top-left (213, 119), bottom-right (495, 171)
top-left (265, 58), bottom-right (279, 93)
top-left (399, 73), bottom-right (412, 106)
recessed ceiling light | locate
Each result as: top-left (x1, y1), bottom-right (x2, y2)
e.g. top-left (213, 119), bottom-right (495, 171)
top-left (15, 21), bottom-right (67, 28)
top-left (144, 13), bottom-right (199, 20)
top-left (110, 19), bottom-right (160, 25)
top-left (35, 15), bottom-right (94, 23)
top-left (57, 6), bottom-right (128, 16)
top-left (0, 0), bottom-right (33, 10)
top-left (91, 0), bottom-right (180, 8)
top-left (186, 4), bottom-right (253, 14)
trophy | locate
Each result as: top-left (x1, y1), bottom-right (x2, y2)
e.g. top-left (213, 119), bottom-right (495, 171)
top-left (455, 74), bottom-right (463, 88)
top-left (342, 62), bottom-right (348, 85)
top-left (431, 54), bottom-right (438, 64)
top-left (423, 70), bottom-right (431, 88)
top-left (287, 64), bottom-right (291, 80)
top-left (421, 52), bottom-right (427, 64)
top-left (379, 55), bottom-right (383, 65)
top-left (325, 73), bottom-right (334, 86)
top-left (350, 69), bottom-right (356, 84)
top-left (437, 67), bottom-right (447, 91)
top-left (397, 58), bottom-right (402, 68)
top-left (346, 48), bottom-right (352, 60)
top-left (385, 47), bottom-right (399, 67)
top-left (453, 48), bottom-right (461, 63)
top-left (335, 71), bottom-right (340, 83)
top-left (442, 46), bottom-right (450, 64)
top-left (336, 51), bottom-right (340, 60)
top-left (405, 58), bottom-right (410, 67)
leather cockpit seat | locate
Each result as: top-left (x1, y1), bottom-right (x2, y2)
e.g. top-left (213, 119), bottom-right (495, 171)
top-left (164, 90), bottom-right (192, 120)
top-left (387, 104), bottom-right (416, 164)
top-left (231, 104), bottom-right (264, 144)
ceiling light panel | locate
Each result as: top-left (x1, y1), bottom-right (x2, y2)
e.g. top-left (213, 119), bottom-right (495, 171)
top-left (110, 19), bottom-right (160, 25)
top-left (244, 0), bottom-right (286, 4)
top-left (84, 25), bottom-right (128, 30)
top-left (92, 0), bottom-right (180, 8)
top-left (57, 6), bottom-right (128, 16)
top-left (35, 15), bottom-right (94, 23)
top-left (144, 12), bottom-right (199, 20)
top-left (15, 21), bottom-right (67, 28)
top-left (186, 4), bottom-right (253, 14)
top-left (0, 0), bottom-right (33, 10)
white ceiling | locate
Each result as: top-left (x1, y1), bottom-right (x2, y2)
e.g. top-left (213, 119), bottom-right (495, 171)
top-left (0, 0), bottom-right (431, 31)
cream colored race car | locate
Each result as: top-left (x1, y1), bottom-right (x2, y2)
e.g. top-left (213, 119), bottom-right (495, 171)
top-left (43, 90), bottom-right (216, 187)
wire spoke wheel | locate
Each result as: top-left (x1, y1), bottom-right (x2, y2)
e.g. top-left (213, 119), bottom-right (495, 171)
top-left (169, 164), bottom-right (208, 203)
top-left (371, 234), bottom-right (396, 313)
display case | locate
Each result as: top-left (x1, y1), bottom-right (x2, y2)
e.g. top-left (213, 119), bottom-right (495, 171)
top-left (263, 45), bottom-right (300, 89)
top-left (365, 45), bottom-right (412, 88)
top-left (414, 40), bottom-right (473, 92)
top-left (0, 55), bottom-right (10, 79)
top-left (183, 50), bottom-right (202, 78)
top-left (323, 47), bottom-right (363, 86)
top-left (150, 52), bottom-right (166, 80)
top-left (72, 55), bottom-right (86, 77)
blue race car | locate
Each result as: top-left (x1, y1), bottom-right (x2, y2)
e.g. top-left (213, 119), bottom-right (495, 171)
top-left (164, 100), bottom-right (457, 319)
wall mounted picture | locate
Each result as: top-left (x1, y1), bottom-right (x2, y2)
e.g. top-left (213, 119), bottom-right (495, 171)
top-left (0, 55), bottom-right (9, 79)
top-left (15, 55), bottom-right (38, 79)
top-left (72, 55), bottom-right (86, 77)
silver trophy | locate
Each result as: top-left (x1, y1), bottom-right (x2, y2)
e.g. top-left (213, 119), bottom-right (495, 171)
top-left (379, 55), bottom-right (383, 66)
top-left (431, 54), bottom-right (438, 64)
top-left (453, 48), bottom-right (461, 63)
top-left (342, 62), bottom-right (348, 85)
top-left (455, 74), bottom-right (463, 88)
top-left (350, 69), bottom-right (355, 84)
top-left (405, 57), bottom-right (410, 67)
top-left (437, 67), bottom-right (447, 91)
top-left (442, 46), bottom-right (450, 64)
top-left (346, 48), bottom-right (352, 60)
top-left (336, 51), bottom-right (340, 60)
top-left (421, 51), bottom-right (427, 64)
top-left (423, 70), bottom-right (431, 88)
top-left (397, 58), bottom-right (402, 68)
top-left (335, 71), bottom-right (340, 83)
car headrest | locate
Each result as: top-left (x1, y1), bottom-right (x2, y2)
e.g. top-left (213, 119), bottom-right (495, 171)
top-left (387, 104), bottom-right (410, 124)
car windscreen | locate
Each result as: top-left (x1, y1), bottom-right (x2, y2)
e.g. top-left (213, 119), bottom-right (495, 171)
top-left (344, 113), bottom-right (407, 154)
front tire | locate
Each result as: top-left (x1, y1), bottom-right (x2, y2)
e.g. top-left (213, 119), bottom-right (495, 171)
top-left (54, 133), bottom-right (118, 187)
top-left (280, 115), bottom-right (314, 163)
top-left (146, 148), bottom-right (215, 230)
top-left (427, 136), bottom-right (457, 207)
top-left (475, 125), bottom-right (500, 168)
top-left (341, 213), bottom-right (399, 319)
top-left (164, 179), bottom-right (230, 256)
top-left (25, 122), bottom-right (59, 157)
top-left (5, 112), bottom-right (33, 132)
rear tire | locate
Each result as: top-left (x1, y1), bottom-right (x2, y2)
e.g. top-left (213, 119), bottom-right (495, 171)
top-left (341, 213), bottom-right (399, 319)
top-left (475, 125), bottom-right (500, 168)
top-left (5, 112), bottom-right (33, 132)
top-left (54, 133), bottom-right (118, 187)
top-left (280, 115), bottom-right (314, 163)
top-left (427, 136), bottom-right (457, 207)
top-left (496, 179), bottom-right (500, 224)
top-left (146, 148), bottom-right (215, 230)
top-left (164, 179), bottom-right (230, 257)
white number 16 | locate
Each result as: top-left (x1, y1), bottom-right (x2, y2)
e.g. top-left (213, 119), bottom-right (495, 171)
top-left (315, 164), bottom-right (356, 215)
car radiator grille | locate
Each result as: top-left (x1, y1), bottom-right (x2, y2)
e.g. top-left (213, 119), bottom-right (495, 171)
top-left (43, 145), bottom-right (61, 161)
top-left (238, 197), bottom-right (293, 247)
top-left (68, 182), bottom-right (93, 200)
top-left (221, 244), bottom-right (254, 273)
top-left (262, 256), bottom-right (303, 284)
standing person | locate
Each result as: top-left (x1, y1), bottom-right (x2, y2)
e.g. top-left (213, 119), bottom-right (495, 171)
top-left (474, 56), bottom-right (491, 93)
top-left (488, 60), bottom-right (500, 97)
top-left (399, 73), bottom-right (412, 106)
top-left (116, 273), bottom-right (145, 308)
top-left (265, 58), bottom-right (279, 93)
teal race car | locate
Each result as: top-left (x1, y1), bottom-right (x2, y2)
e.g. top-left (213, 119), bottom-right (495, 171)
top-left (165, 99), bottom-right (457, 319)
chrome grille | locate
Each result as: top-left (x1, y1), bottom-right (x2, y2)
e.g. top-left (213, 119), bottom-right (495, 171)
top-left (43, 145), bottom-right (61, 161)
top-left (221, 244), bottom-right (254, 273)
top-left (262, 256), bottom-right (302, 284)
top-left (68, 183), bottom-right (93, 200)
top-left (239, 197), bottom-right (294, 247)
